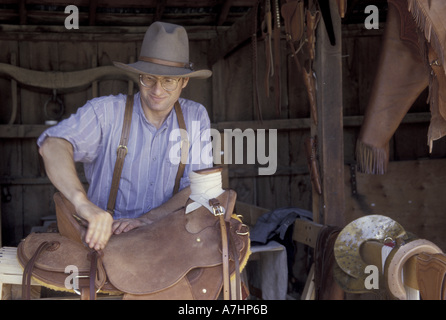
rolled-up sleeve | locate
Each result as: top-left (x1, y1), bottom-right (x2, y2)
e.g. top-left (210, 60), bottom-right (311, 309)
top-left (37, 101), bottom-right (103, 163)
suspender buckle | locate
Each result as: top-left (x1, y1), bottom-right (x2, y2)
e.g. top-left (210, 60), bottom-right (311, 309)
top-left (117, 145), bottom-right (128, 156)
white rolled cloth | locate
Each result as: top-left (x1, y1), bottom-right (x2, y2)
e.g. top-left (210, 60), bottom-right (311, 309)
top-left (185, 170), bottom-right (225, 214)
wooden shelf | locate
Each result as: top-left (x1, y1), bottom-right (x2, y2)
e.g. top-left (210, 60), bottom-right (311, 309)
top-left (0, 124), bottom-right (49, 138)
top-left (211, 112), bottom-right (431, 131)
top-left (0, 112), bottom-right (432, 138)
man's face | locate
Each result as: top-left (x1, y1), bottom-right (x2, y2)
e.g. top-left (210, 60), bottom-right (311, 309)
top-left (139, 74), bottom-right (189, 117)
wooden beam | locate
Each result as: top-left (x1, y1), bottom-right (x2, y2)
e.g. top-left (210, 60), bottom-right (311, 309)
top-left (212, 118), bottom-right (312, 131)
top-left (0, 110), bottom-right (431, 138)
top-left (293, 219), bottom-right (324, 248)
top-left (154, 0), bottom-right (167, 22)
top-left (0, 176), bottom-right (88, 185)
top-left (207, 4), bottom-right (257, 65)
top-left (301, 264), bottom-right (315, 299)
top-left (0, 25), bottom-right (220, 42)
top-left (0, 125), bottom-right (49, 138)
top-left (211, 112), bottom-right (432, 131)
top-left (19, 0), bottom-right (26, 25)
top-left (235, 201), bottom-right (270, 226)
top-left (22, 0), bottom-right (257, 8)
top-left (217, 0), bottom-right (234, 25)
top-left (89, 0), bottom-right (98, 26)
top-left (0, 111), bottom-right (431, 139)
top-left (313, 0), bottom-right (344, 226)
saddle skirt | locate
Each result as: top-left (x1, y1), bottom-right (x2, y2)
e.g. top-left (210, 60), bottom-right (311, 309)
top-left (17, 232), bottom-right (111, 294)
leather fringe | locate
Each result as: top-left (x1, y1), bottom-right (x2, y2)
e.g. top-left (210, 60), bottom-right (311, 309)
top-left (427, 73), bottom-right (446, 151)
top-left (428, 68), bottom-right (439, 151)
top-left (407, 0), bottom-right (446, 151)
top-left (407, 0), bottom-right (446, 76)
top-left (355, 141), bottom-right (388, 175)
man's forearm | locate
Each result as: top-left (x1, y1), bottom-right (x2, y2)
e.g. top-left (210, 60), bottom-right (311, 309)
top-left (39, 137), bottom-right (89, 208)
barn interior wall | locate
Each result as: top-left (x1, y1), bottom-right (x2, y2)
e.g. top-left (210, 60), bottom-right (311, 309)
top-left (0, 27), bottom-right (214, 246)
top-left (1, 19), bottom-right (446, 251)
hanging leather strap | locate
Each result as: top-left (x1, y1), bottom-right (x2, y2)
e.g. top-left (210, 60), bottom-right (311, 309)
top-left (87, 250), bottom-right (99, 300)
top-left (209, 198), bottom-right (231, 300)
top-left (173, 101), bottom-right (188, 195)
top-left (262, 0), bottom-right (273, 98)
top-left (252, 0), bottom-right (262, 121)
top-left (106, 94), bottom-right (134, 215)
top-left (273, 0), bottom-right (282, 115)
top-left (208, 196), bottom-right (244, 300)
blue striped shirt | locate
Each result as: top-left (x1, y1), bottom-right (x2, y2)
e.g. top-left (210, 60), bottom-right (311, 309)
top-left (37, 92), bottom-right (213, 219)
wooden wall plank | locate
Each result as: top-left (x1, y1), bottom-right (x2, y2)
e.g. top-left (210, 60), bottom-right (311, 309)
top-left (211, 41), bottom-right (256, 203)
top-left (1, 185), bottom-right (24, 245)
top-left (345, 159), bottom-right (446, 251)
top-left (207, 3), bottom-right (256, 65)
top-left (0, 41), bottom-right (19, 125)
top-left (286, 33), bottom-right (313, 213)
top-left (97, 41), bottom-right (137, 96)
top-left (180, 40), bottom-right (213, 113)
top-left (342, 25), bottom-right (383, 117)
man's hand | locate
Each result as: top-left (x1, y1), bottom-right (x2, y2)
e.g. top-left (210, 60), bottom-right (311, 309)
top-left (39, 137), bottom-right (114, 250)
top-left (75, 201), bottom-right (114, 251)
top-left (112, 217), bottom-right (152, 234)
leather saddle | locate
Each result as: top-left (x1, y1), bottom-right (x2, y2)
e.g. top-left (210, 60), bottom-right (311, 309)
top-left (17, 190), bottom-right (250, 300)
top-left (416, 252), bottom-right (446, 300)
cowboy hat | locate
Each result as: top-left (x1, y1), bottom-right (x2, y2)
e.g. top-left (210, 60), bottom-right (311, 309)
top-left (114, 22), bottom-right (212, 79)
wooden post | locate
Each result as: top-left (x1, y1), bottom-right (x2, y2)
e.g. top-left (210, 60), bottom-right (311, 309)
top-left (312, 0), bottom-right (344, 227)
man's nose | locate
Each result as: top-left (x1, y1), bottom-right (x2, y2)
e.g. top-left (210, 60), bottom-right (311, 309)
top-left (152, 80), bottom-right (165, 94)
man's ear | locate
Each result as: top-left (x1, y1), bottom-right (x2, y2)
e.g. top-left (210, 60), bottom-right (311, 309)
top-left (181, 77), bottom-right (190, 88)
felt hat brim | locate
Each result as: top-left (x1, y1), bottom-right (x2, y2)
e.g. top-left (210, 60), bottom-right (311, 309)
top-left (113, 60), bottom-right (212, 79)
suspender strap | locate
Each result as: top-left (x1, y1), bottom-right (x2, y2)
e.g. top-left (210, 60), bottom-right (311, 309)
top-left (107, 97), bottom-right (188, 216)
top-left (107, 94), bottom-right (134, 215)
top-left (173, 101), bottom-right (189, 195)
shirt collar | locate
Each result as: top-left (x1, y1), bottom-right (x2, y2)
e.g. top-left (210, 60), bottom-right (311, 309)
top-left (134, 92), bottom-right (176, 133)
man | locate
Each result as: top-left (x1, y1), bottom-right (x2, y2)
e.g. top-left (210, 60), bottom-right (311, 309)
top-left (38, 22), bottom-right (213, 251)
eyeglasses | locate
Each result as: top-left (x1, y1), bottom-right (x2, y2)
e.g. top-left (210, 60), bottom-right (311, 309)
top-left (139, 74), bottom-right (181, 92)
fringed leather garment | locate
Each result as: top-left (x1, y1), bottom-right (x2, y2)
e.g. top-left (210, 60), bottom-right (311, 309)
top-left (357, 0), bottom-right (446, 174)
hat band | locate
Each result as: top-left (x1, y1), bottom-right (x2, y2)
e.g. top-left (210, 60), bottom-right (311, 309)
top-left (139, 56), bottom-right (193, 70)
